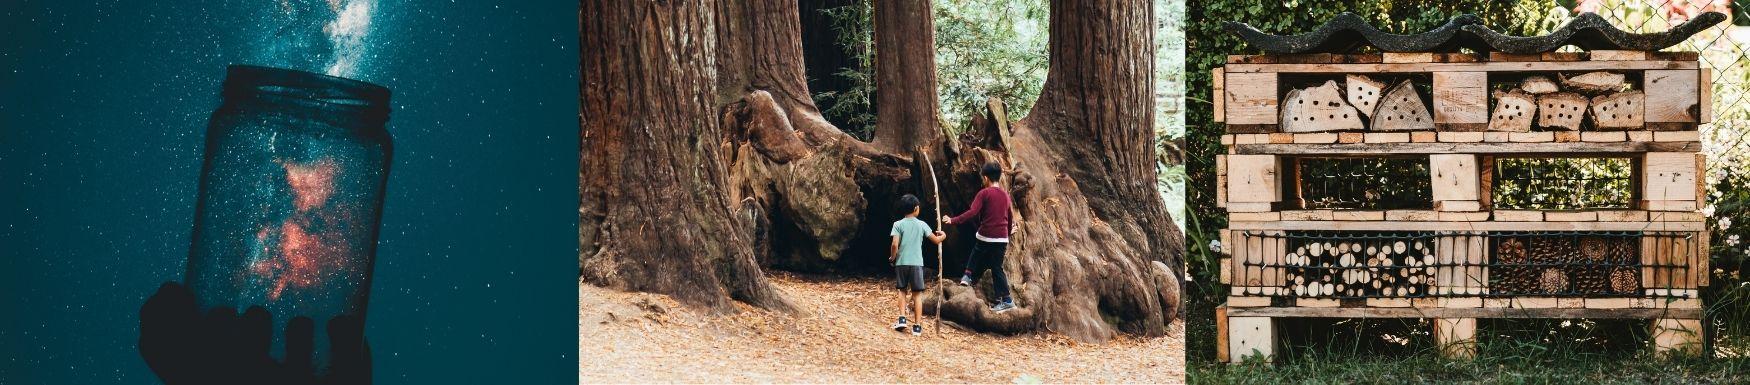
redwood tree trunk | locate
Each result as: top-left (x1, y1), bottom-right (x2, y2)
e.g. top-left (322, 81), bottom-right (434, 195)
top-left (931, 0), bottom-right (1182, 342)
top-left (579, 0), bottom-right (789, 312)
top-left (870, 0), bottom-right (943, 153)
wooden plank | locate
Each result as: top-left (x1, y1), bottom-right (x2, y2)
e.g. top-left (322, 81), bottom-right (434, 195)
top-left (1332, 210), bottom-right (1385, 221)
top-left (1227, 317), bottom-right (1275, 363)
top-left (1281, 210), bottom-right (1334, 221)
top-left (1229, 211), bottom-right (1281, 222)
top-left (1227, 220), bottom-right (1705, 232)
top-left (1226, 73), bottom-right (1278, 125)
top-left (1227, 155), bottom-right (1281, 203)
top-left (1434, 318), bottom-right (1477, 358)
top-left (1544, 211), bottom-right (1599, 221)
top-left (1438, 131), bottom-right (1485, 143)
top-left (1215, 306), bottom-right (1230, 362)
top-left (1227, 202), bottom-right (1274, 212)
top-left (1596, 210), bottom-right (1650, 221)
top-left (1213, 67), bottom-right (1226, 123)
top-left (1700, 69), bottom-right (1713, 124)
top-left (1434, 72), bottom-right (1488, 125)
top-left (1223, 60), bottom-right (1698, 74)
top-left (1493, 210), bottom-right (1544, 221)
top-left (1655, 131), bottom-right (1700, 142)
top-left (1644, 152), bottom-right (1698, 202)
top-left (1582, 131), bottom-right (1628, 142)
top-left (1363, 132), bottom-right (1411, 143)
top-left (1229, 141), bottom-right (1701, 155)
top-left (1412, 131), bottom-right (1438, 142)
top-left (1386, 210), bottom-right (1438, 221)
top-left (1645, 70), bottom-right (1700, 123)
top-left (1295, 133), bottom-right (1340, 143)
top-left (1509, 131), bottom-right (1554, 142)
top-left (1225, 306), bottom-right (1703, 319)
top-left (1431, 154), bottom-right (1479, 202)
top-left (1227, 296), bottom-right (1272, 307)
top-left (1383, 52), bottom-right (1435, 63)
top-left (1591, 50), bottom-right (1649, 61)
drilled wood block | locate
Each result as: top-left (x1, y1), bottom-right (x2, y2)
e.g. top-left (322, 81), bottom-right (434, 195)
top-left (1435, 72), bottom-right (1488, 125)
top-left (1490, 89), bottom-right (1536, 132)
top-left (1226, 73), bottom-right (1278, 125)
top-left (1374, 80), bottom-right (1435, 130)
top-left (1537, 92), bottom-right (1588, 130)
top-left (1645, 70), bottom-right (1699, 123)
top-left (1591, 91), bottom-right (1645, 129)
top-left (1347, 74), bottom-right (1386, 118)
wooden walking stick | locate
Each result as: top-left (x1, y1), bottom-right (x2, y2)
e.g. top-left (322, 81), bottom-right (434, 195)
top-left (923, 151), bottom-right (944, 336)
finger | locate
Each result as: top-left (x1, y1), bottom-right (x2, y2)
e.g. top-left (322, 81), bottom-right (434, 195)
top-left (241, 306), bottom-right (275, 364)
top-left (284, 316), bottom-right (317, 378)
top-left (139, 282), bottom-right (199, 383)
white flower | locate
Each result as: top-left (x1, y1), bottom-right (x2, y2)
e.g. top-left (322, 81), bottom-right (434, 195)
top-left (1209, 239), bottom-right (1225, 254)
top-left (1721, 217), bottom-right (1733, 231)
top-left (1730, 234), bottom-right (1741, 247)
top-left (1702, 205), bottom-right (1716, 218)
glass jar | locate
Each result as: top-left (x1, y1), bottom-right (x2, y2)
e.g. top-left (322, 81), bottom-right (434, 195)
top-left (184, 65), bottom-right (391, 371)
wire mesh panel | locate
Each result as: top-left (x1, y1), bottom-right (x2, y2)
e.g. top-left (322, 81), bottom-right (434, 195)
top-left (1297, 157), bottom-right (1432, 210)
top-left (1238, 231), bottom-right (1698, 299)
top-left (1492, 157), bottom-right (1635, 210)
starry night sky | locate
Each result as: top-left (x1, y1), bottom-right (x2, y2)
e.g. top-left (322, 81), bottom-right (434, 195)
top-left (1, 1), bottom-right (578, 383)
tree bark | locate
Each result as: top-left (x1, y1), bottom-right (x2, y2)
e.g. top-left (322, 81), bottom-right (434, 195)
top-left (931, 0), bottom-right (1183, 342)
top-left (579, 0), bottom-right (790, 312)
top-left (870, 0), bottom-right (944, 153)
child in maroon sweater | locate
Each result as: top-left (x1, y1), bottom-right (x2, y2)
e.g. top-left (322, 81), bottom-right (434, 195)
top-left (942, 162), bottom-right (1015, 313)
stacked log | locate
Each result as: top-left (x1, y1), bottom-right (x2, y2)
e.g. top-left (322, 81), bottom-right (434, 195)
top-left (1285, 238), bottom-right (1432, 298)
top-left (1488, 71), bottom-right (1639, 132)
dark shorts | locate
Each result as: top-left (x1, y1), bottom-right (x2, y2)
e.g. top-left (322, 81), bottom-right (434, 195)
top-left (894, 265), bottom-right (926, 291)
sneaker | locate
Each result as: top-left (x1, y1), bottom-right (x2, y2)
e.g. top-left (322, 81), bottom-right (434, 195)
top-left (991, 300), bottom-right (1015, 313)
top-left (912, 324), bottom-right (923, 336)
top-left (958, 275), bottom-right (973, 286)
top-left (891, 316), bottom-right (909, 331)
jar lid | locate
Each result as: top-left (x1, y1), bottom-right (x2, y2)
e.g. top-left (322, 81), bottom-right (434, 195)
top-left (221, 65), bottom-right (391, 124)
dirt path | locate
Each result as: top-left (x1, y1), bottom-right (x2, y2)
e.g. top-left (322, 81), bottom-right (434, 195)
top-left (580, 272), bottom-right (1184, 383)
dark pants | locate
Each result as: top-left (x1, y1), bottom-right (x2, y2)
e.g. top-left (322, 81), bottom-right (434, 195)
top-left (961, 240), bottom-right (1010, 300)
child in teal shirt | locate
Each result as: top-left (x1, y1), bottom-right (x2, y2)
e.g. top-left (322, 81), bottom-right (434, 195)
top-left (890, 194), bottom-right (946, 336)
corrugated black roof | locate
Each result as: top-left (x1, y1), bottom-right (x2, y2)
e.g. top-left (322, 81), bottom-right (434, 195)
top-left (1225, 12), bottom-right (1725, 54)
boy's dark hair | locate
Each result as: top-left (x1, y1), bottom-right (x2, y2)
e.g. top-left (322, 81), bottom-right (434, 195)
top-left (981, 162), bottom-right (1002, 182)
top-left (898, 194), bottom-right (920, 215)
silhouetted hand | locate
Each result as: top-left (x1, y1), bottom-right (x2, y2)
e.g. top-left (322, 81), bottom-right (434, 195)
top-left (140, 282), bottom-right (371, 385)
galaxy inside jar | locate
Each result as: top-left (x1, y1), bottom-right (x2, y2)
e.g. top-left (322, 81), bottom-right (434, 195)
top-left (184, 65), bottom-right (391, 371)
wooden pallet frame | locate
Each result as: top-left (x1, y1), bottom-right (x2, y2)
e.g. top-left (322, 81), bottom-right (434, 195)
top-left (1214, 51), bottom-right (1710, 362)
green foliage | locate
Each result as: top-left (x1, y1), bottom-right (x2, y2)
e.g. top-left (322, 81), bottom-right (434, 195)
top-left (817, 2), bottom-right (877, 140)
top-left (933, 0), bottom-right (1050, 131)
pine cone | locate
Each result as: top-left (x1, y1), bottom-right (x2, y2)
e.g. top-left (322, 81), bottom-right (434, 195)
top-left (1574, 237), bottom-right (1613, 294)
top-left (1609, 268), bottom-right (1639, 293)
top-left (1493, 238), bottom-right (1534, 294)
top-left (1540, 268), bottom-right (1571, 293)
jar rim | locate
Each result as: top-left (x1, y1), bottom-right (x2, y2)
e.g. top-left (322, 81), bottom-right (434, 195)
top-left (222, 65), bottom-right (391, 121)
